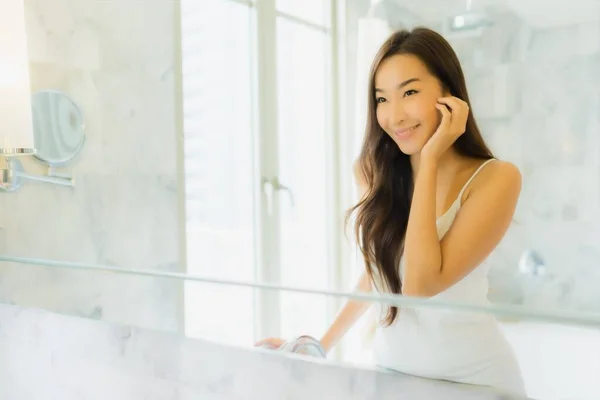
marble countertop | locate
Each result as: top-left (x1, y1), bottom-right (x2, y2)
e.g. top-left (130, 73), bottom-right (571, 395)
top-left (0, 303), bottom-right (533, 400)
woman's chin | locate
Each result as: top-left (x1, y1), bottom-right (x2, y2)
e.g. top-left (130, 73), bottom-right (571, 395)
top-left (396, 142), bottom-right (423, 156)
top-left (392, 133), bottom-right (428, 156)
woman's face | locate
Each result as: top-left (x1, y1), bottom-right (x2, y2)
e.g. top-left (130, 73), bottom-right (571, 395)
top-left (374, 54), bottom-right (447, 155)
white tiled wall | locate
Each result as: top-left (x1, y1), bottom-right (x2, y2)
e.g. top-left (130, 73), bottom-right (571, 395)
top-left (460, 15), bottom-right (600, 312)
top-left (0, 0), bottom-right (184, 331)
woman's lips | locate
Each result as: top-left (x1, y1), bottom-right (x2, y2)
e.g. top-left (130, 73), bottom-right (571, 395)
top-left (394, 124), bottom-right (420, 139)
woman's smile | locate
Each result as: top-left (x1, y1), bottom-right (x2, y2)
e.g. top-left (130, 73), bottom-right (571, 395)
top-left (394, 124), bottom-right (420, 140)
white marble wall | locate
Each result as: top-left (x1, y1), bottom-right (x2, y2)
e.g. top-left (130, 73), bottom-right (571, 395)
top-left (0, 303), bottom-right (527, 399)
top-left (0, 0), bottom-right (184, 331)
top-left (456, 13), bottom-right (600, 312)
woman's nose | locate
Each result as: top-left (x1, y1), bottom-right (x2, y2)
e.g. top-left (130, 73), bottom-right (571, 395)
top-left (389, 102), bottom-right (407, 126)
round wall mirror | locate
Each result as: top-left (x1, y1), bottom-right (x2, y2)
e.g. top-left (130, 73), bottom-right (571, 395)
top-left (31, 90), bottom-right (85, 166)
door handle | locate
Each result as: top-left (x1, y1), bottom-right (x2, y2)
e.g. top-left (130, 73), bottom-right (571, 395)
top-left (262, 176), bottom-right (295, 215)
top-left (271, 176), bottom-right (295, 208)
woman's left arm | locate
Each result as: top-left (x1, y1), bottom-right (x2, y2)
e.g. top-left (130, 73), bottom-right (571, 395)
top-left (402, 160), bottom-right (521, 297)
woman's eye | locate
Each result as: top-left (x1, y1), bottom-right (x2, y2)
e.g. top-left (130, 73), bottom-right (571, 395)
top-left (376, 97), bottom-right (386, 104)
top-left (404, 90), bottom-right (418, 97)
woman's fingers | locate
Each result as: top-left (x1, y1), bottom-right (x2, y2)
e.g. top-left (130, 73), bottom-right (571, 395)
top-left (435, 103), bottom-right (452, 129)
top-left (437, 96), bottom-right (468, 113)
top-left (437, 96), bottom-right (468, 135)
top-left (254, 337), bottom-right (285, 348)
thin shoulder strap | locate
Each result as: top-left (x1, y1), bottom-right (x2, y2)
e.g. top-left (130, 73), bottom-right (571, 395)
top-left (457, 158), bottom-right (496, 200)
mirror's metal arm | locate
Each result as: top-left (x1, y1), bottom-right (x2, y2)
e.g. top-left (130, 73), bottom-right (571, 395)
top-left (0, 158), bottom-right (74, 192)
top-left (48, 167), bottom-right (73, 180)
top-left (13, 170), bottom-right (74, 187)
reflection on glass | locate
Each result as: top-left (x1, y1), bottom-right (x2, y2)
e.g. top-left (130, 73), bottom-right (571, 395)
top-left (0, 259), bottom-right (183, 333)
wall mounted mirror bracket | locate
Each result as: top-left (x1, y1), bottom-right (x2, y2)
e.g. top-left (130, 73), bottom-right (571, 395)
top-left (0, 157), bottom-right (74, 192)
top-left (0, 90), bottom-right (84, 192)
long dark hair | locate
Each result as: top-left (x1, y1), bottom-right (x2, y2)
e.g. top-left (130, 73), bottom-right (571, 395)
top-left (348, 27), bottom-right (494, 326)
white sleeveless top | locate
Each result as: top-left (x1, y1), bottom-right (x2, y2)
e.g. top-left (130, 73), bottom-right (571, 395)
top-left (371, 159), bottom-right (526, 395)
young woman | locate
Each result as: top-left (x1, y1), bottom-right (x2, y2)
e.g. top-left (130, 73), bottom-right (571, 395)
top-left (257, 27), bottom-right (525, 395)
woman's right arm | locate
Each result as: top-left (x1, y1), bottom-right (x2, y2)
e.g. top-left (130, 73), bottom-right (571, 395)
top-left (255, 272), bottom-right (373, 352)
top-left (319, 160), bottom-right (372, 353)
top-left (256, 161), bottom-right (373, 352)
top-left (319, 270), bottom-right (372, 353)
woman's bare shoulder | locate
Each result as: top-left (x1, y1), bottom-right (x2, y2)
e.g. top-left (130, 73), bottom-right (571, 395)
top-left (469, 159), bottom-right (521, 197)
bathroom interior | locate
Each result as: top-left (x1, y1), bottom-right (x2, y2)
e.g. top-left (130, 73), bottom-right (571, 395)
top-left (0, 0), bottom-right (599, 399)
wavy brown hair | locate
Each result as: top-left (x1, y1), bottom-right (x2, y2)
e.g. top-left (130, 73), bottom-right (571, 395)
top-left (348, 27), bottom-right (494, 325)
